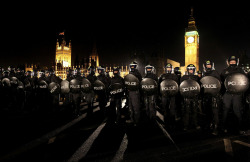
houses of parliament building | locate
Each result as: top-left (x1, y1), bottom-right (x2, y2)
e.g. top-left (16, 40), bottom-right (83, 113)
top-left (54, 32), bottom-right (129, 80)
top-left (26, 8), bottom-right (203, 79)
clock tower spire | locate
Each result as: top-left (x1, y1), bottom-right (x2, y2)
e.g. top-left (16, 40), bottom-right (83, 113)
top-left (185, 7), bottom-right (199, 71)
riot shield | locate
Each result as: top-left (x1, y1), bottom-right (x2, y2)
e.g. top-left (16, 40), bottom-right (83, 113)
top-left (180, 79), bottom-right (200, 98)
top-left (17, 81), bottom-right (24, 90)
top-left (140, 78), bottom-right (158, 96)
top-left (200, 76), bottom-right (221, 96)
top-left (48, 82), bottom-right (60, 94)
top-left (224, 73), bottom-right (249, 94)
top-left (81, 78), bottom-right (92, 93)
top-left (38, 80), bottom-right (48, 89)
top-left (124, 74), bottom-right (139, 91)
top-left (61, 80), bottom-right (70, 94)
top-left (109, 83), bottom-right (124, 96)
top-left (93, 80), bottom-right (105, 92)
top-left (69, 79), bottom-right (81, 93)
top-left (160, 79), bottom-right (179, 97)
top-left (2, 78), bottom-right (11, 87)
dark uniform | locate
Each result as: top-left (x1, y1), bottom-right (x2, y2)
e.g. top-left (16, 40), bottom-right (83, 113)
top-left (143, 64), bottom-right (158, 121)
top-left (48, 70), bottom-right (62, 113)
top-left (84, 66), bottom-right (97, 118)
top-left (71, 68), bottom-right (83, 117)
top-left (180, 64), bottom-right (201, 131)
top-left (23, 71), bottom-right (33, 112)
top-left (16, 68), bottom-right (25, 111)
top-left (109, 66), bottom-right (125, 123)
top-left (159, 63), bottom-right (179, 129)
top-left (127, 61), bottom-right (142, 125)
top-left (202, 60), bottom-right (221, 135)
top-left (97, 66), bottom-right (110, 117)
top-left (37, 70), bottom-right (49, 113)
top-left (220, 56), bottom-right (246, 134)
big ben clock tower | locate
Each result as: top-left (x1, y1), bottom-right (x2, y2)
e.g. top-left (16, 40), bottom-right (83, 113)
top-left (185, 7), bottom-right (199, 70)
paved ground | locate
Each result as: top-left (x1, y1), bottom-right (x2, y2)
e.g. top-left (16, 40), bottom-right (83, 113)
top-left (0, 102), bottom-right (249, 162)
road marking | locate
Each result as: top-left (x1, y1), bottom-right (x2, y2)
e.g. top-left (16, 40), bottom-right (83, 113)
top-left (233, 140), bottom-right (250, 148)
top-left (111, 133), bottom-right (128, 162)
top-left (223, 138), bottom-right (234, 156)
top-left (156, 110), bottom-right (164, 122)
top-left (68, 122), bottom-right (107, 162)
top-left (155, 120), bottom-right (181, 152)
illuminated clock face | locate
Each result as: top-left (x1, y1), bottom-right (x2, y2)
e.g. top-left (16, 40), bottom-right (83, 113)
top-left (187, 36), bottom-right (194, 43)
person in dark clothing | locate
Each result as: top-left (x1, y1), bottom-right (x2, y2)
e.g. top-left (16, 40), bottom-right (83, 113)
top-left (202, 60), bottom-right (222, 135)
top-left (126, 61), bottom-right (142, 126)
top-left (96, 66), bottom-right (110, 118)
top-left (142, 64), bottom-right (158, 121)
top-left (159, 63), bottom-right (179, 129)
top-left (180, 64), bottom-right (201, 131)
top-left (23, 71), bottom-right (33, 112)
top-left (109, 66), bottom-right (125, 124)
top-left (220, 56), bottom-right (246, 135)
top-left (37, 70), bottom-right (49, 113)
top-left (84, 66), bottom-right (97, 118)
top-left (48, 69), bottom-right (62, 113)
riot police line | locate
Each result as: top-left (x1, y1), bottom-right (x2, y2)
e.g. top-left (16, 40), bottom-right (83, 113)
top-left (0, 56), bottom-right (250, 136)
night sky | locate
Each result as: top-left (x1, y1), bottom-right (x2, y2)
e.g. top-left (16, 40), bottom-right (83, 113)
top-left (1, 2), bottom-right (250, 73)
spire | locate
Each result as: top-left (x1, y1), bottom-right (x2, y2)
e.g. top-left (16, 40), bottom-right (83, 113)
top-left (186, 6), bottom-right (197, 32)
top-left (190, 6), bottom-right (194, 17)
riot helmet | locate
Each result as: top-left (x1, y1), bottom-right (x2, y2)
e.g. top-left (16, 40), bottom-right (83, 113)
top-left (3, 70), bottom-right (9, 77)
top-left (203, 60), bottom-right (215, 72)
top-left (113, 66), bottom-right (121, 76)
top-left (197, 70), bottom-right (202, 78)
top-left (25, 71), bottom-right (32, 77)
top-left (45, 70), bottom-right (50, 77)
top-left (32, 70), bottom-right (38, 77)
top-left (49, 68), bottom-right (55, 75)
top-left (165, 63), bottom-right (173, 74)
top-left (97, 66), bottom-right (105, 75)
top-left (186, 64), bottom-right (196, 75)
top-left (244, 64), bottom-right (250, 73)
top-left (174, 67), bottom-right (181, 75)
top-left (129, 61), bottom-right (138, 72)
top-left (7, 66), bottom-right (11, 71)
top-left (227, 55), bottom-right (239, 67)
top-left (39, 70), bottom-right (45, 78)
top-left (145, 64), bottom-right (155, 74)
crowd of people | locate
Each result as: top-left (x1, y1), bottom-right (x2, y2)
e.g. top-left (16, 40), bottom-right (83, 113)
top-left (0, 55), bottom-right (250, 136)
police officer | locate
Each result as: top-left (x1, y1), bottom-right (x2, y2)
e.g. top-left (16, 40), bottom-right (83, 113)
top-left (8, 66), bottom-right (16, 78)
top-left (142, 64), bottom-right (158, 121)
top-left (97, 66), bottom-right (110, 118)
top-left (84, 66), bottom-right (97, 118)
top-left (2, 70), bottom-right (11, 110)
top-left (159, 63), bottom-right (179, 129)
top-left (174, 67), bottom-right (182, 120)
top-left (180, 64), bottom-right (201, 131)
top-left (197, 70), bottom-right (202, 79)
top-left (48, 69), bottom-right (62, 113)
top-left (220, 56), bottom-right (246, 134)
top-left (202, 60), bottom-right (221, 135)
top-left (23, 71), bottom-right (33, 112)
top-left (71, 68), bottom-right (83, 117)
top-left (109, 66), bottom-right (125, 124)
top-left (36, 70), bottom-right (49, 113)
top-left (127, 61), bottom-right (142, 126)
